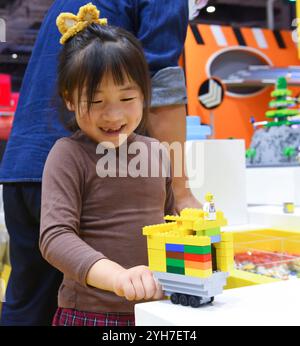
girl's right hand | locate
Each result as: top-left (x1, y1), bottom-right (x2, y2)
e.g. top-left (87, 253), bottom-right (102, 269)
top-left (113, 265), bottom-right (164, 301)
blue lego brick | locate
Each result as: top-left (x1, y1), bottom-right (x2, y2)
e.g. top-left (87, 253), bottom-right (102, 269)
top-left (210, 235), bottom-right (221, 244)
top-left (186, 116), bottom-right (212, 140)
top-left (166, 244), bottom-right (184, 253)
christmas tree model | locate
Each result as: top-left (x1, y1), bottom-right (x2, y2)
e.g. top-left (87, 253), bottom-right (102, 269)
top-left (265, 77), bottom-right (300, 128)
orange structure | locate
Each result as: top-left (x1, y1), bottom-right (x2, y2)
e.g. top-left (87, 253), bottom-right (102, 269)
top-left (184, 24), bottom-right (300, 147)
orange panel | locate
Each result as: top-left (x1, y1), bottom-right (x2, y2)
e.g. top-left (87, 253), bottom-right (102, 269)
top-left (222, 26), bottom-right (238, 46)
top-left (281, 30), bottom-right (296, 50)
top-left (240, 27), bottom-right (259, 48)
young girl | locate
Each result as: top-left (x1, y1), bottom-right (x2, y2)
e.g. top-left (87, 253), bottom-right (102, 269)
top-left (39, 4), bottom-right (175, 326)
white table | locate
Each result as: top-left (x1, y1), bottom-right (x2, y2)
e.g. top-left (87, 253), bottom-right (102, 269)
top-left (135, 279), bottom-right (300, 326)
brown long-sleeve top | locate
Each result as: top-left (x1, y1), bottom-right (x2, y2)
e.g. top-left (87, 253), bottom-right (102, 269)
top-left (40, 130), bottom-right (175, 313)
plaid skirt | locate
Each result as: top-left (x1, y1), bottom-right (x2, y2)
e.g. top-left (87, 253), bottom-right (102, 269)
top-left (52, 308), bottom-right (135, 326)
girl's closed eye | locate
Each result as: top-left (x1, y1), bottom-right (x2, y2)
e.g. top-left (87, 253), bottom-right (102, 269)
top-left (121, 97), bottom-right (136, 102)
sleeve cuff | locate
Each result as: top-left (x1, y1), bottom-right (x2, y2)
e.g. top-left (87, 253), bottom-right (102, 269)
top-left (79, 252), bottom-right (107, 287)
top-left (151, 67), bottom-right (188, 107)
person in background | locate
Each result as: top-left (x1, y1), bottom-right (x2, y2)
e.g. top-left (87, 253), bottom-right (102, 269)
top-left (0, 0), bottom-right (198, 325)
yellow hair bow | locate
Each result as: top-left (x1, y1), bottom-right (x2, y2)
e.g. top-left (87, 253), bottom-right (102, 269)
top-left (56, 3), bottom-right (108, 45)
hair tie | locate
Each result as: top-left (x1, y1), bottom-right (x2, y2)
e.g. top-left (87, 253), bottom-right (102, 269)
top-left (56, 2), bottom-right (107, 45)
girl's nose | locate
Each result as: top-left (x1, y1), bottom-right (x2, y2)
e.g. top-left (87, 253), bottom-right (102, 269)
top-left (101, 105), bottom-right (123, 122)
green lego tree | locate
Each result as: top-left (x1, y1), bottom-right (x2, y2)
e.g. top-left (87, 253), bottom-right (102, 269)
top-left (283, 146), bottom-right (296, 162)
top-left (265, 77), bottom-right (300, 128)
top-left (246, 148), bottom-right (256, 164)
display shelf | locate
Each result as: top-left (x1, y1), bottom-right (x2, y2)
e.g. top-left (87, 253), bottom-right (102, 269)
top-left (246, 166), bottom-right (300, 206)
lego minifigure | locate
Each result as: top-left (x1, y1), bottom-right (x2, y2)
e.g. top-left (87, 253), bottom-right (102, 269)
top-left (203, 193), bottom-right (217, 221)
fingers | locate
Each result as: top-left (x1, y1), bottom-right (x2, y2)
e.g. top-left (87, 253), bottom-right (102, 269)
top-left (152, 279), bottom-right (164, 300)
top-left (122, 279), bottom-right (136, 301)
top-left (130, 275), bottom-right (146, 301)
top-left (141, 270), bottom-right (157, 300)
top-left (114, 266), bottom-right (164, 302)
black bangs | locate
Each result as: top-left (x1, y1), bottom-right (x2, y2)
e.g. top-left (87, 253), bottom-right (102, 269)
top-left (57, 24), bottom-right (151, 133)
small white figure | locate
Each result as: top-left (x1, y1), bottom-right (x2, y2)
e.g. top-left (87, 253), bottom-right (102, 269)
top-left (203, 192), bottom-right (216, 221)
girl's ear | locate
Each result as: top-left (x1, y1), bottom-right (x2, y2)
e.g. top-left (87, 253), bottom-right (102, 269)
top-left (65, 99), bottom-right (75, 112)
top-left (63, 91), bottom-right (75, 111)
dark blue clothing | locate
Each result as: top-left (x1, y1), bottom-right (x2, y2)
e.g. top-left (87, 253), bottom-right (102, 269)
top-left (0, 0), bottom-right (188, 182)
top-left (0, 183), bottom-right (63, 326)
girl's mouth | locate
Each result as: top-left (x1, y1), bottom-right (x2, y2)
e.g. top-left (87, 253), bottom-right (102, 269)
top-left (99, 124), bottom-right (126, 136)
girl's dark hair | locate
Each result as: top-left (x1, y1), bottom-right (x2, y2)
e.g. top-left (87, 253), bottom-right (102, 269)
top-left (58, 24), bottom-right (151, 134)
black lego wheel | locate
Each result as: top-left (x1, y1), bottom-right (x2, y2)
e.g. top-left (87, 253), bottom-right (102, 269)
top-left (179, 294), bottom-right (189, 306)
top-left (170, 293), bottom-right (179, 305)
top-left (188, 296), bottom-right (201, 308)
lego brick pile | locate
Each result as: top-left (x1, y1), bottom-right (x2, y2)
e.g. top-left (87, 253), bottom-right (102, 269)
top-left (235, 250), bottom-right (300, 280)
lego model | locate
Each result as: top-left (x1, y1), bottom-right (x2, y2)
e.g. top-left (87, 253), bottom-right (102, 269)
top-left (264, 77), bottom-right (300, 128)
top-left (246, 77), bottom-right (300, 167)
top-left (143, 197), bottom-right (234, 308)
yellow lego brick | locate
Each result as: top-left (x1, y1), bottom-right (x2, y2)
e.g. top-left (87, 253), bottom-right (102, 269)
top-left (181, 220), bottom-right (194, 229)
top-left (167, 229), bottom-right (193, 238)
top-left (196, 220), bottom-right (227, 231)
top-left (180, 208), bottom-right (204, 218)
top-left (148, 249), bottom-right (166, 272)
top-left (143, 222), bottom-right (176, 236)
top-left (217, 257), bottom-right (234, 265)
top-left (224, 269), bottom-right (279, 289)
top-left (185, 267), bottom-right (212, 278)
top-left (220, 232), bottom-right (233, 242)
top-left (165, 235), bottom-right (211, 246)
top-left (216, 255), bottom-right (235, 263)
top-left (148, 248), bottom-right (166, 260)
top-left (147, 235), bottom-right (166, 250)
top-left (164, 209), bottom-right (227, 232)
top-left (149, 262), bottom-right (167, 272)
top-left (217, 263), bottom-right (235, 272)
top-left (215, 247), bottom-right (234, 257)
top-left (213, 242), bottom-right (234, 250)
top-left (217, 256), bottom-right (234, 265)
top-left (218, 262), bottom-right (235, 272)
top-left (216, 256), bottom-right (235, 272)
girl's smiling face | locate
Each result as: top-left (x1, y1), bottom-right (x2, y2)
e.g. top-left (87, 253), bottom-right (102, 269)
top-left (66, 72), bottom-right (144, 147)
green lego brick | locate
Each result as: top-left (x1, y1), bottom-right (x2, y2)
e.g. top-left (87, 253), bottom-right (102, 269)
top-left (166, 258), bottom-right (185, 268)
top-left (184, 245), bottom-right (211, 255)
top-left (167, 265), bottom-right (185, 275)
top-left (204, 227), bottom-right (221, 237)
